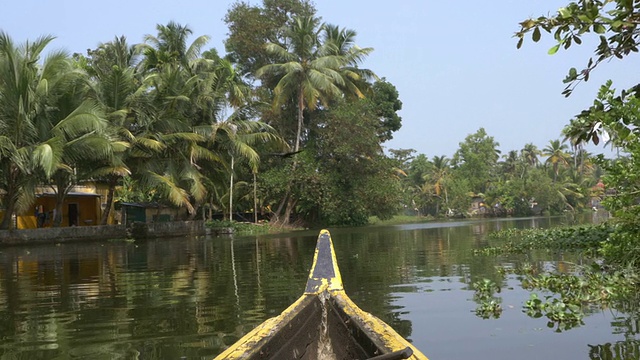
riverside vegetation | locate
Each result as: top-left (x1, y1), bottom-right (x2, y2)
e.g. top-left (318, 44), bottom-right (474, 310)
top-left (471, 0), bottom-right (640, 335)
top-left (473, 223), bottom-right (640, 334)
top-left (205, 219), bottom-right (302, 236)
top-left (0, 0), bottom-right (627, 232)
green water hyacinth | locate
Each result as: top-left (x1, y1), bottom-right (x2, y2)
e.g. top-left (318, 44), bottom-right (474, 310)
top-left (473, 278), bottom-right (503, 319)
top-left (524, 293), bottom-right (584, 332)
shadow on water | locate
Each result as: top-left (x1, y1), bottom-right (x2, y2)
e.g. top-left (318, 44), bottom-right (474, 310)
top-left (0, 214), bottom-right (636, 359)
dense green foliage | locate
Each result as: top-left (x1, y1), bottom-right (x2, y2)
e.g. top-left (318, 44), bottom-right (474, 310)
top-left (479, 223), bottom-right (612, 254)
top-left (395, 133), bottom-right (602, 218)
top-left (517, 0), bottom-right (640, 265)
top-left (452, 128), bottom-right (501, 194)
top-left (224, 0), bottom-right (316, 76)
top-left (310, 99), bottom-right (403, 225)
top-left (0, 0), bottom-right (625, 229)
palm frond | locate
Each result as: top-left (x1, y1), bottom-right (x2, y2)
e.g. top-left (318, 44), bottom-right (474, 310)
top-left (87, 164), bottom-right (131, 178)
top-left (52, 100), bottom-right (107, 139)
top-left (161, 132), bottom-right (205, 144)
top-left (32, 139), bottom-right (63, 177)
top-left (185, 35), bottom-right (211, 63)
top-left (144, 171), bottom-right (195, 214)
top-left (135, 137), bottom-right (167, 152)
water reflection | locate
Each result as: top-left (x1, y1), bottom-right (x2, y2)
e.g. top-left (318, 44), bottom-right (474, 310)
top-left (0, 216), bottom-right (635, 360)
top-left (589, 340), bottom-right (640, 360)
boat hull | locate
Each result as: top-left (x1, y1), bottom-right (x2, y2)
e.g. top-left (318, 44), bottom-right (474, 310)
top-left (214, 230), bottom-right (428, 360)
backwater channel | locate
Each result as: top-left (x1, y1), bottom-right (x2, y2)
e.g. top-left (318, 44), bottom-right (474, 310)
top-left (0, 215), bottom-right (637, 360)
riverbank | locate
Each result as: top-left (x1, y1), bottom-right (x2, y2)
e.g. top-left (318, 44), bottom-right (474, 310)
top-left (0, 220), bottom-right (307, 246)
top-left (0, 221), bottom-right (207, 246)
top-left (368, 214), bottom-right (436, 225)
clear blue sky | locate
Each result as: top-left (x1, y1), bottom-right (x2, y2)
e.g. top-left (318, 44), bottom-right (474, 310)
top-left (2, 1), bottom-right (638, 158)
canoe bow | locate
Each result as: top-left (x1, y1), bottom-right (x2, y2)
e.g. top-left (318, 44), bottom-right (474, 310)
top-left (214, 229), bottom-right (429, 360)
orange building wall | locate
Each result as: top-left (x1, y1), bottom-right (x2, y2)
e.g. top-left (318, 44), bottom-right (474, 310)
top-left (18, 195), bottom-right (101, 229)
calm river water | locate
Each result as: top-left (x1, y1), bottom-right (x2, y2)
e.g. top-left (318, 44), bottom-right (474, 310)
top-left (0, 215), bottom-right (637, 360)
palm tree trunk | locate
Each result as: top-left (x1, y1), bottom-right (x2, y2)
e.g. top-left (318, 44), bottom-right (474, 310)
top-left (53, 176), bottom-right (72, 227)
top-left (253, 171), bottom-right (258, 224)
top-left (53, 201), bottom-right (64, 227)
top-left (229, 156), bottom-right (234, 221)
top-left (100, 177), bottom-right (118, 225)
top-left (280, 89), bottom-right (305, 225)
top-left (0, 196), bottom-right (16, 230)
top-left (0, 167), bottom-right (20, 230)
top-left (295, 88), bottom-right (304, 152)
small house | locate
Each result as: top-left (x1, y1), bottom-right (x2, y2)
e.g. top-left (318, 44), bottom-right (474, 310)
top-left (19, 191), bottom-right (102, 229)
top-left (469, 196), bottom-right (489, 216)
top-left (117, 202), bottom-right (184, 225)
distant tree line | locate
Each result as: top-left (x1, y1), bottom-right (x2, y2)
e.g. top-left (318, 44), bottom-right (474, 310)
top-left (392, 128), bottom-right (604, 219)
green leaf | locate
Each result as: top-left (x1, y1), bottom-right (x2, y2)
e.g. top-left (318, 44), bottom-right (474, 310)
top-left (569, 68), bottom-right (578, 78)
top-left (548, 44), bottom-right (561, 55)
top-left (558, 7), bottom-right (571, 19)
top-left (578, 14), bottom-right (591, 23)
top-left (533, 27), bottom-right (541, 42)
top-left (611, 20), bottom-right (623, 30)
top-left (517, 37), bottom-right (524, 49)
top-left (564, 36), bottom-right (572, 49)
top-left (594, 23), bottom-right (606, 34)
top-left (619, 127), bottom-right (631, 140)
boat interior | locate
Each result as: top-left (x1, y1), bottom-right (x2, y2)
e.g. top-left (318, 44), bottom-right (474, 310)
top-left (243, 292), bottom-right (413, 360)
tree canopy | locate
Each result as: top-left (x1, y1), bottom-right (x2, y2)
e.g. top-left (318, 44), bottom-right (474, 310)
top-left (0, 0), bottom-right (622, 229)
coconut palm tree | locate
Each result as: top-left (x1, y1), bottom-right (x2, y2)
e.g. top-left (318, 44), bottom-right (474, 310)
top-left (138, 21), bottom-right (210, 73)
top-left (193, 53), bottom-right (287, 220)
top-left (569, 144), bottom-right (595, 177)
top-left (129, 22), bottom-right (224, 216)
top-left (45, 100), bottom-right (115, 227)
top-left (322, 23), bottom-right (376, 100)
top-left (521, 143), bottom-right (541, 167)
top-left (129, 64), bottom-right (208, 215)
top-left (543, 139), bottom-right (570, 182)
top-left (82, 36), bottom-right (139, 224)
top-left (192, 53), bottom-right (250, 126)
top-left (256, 15), bottom-right (347, 152)
top-left (500, 150), bottom-right (520, 180)
top-left (133, 23), bottom-right (286, 219)
top-left (195, 116), bottom-right (285, 220)
top-left (0, 32), bottom-right (88, 228)
top-left (424, 155), bottom-right (450, 215)
top-left (431, 156), bottom-right (450, 198)
top-left (518, 143), bottom-right (541, 184)
top-left (552, 167), bottom-right (586, 212)
top-left (256, 15), bottom-right (374, 224)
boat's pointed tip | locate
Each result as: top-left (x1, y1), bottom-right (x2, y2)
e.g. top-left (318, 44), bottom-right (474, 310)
top-left (305, 229), bottom-right (343, 294)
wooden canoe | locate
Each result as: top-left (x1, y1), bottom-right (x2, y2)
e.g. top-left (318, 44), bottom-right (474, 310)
top-left (214, 229), bottom-right (429, 360)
